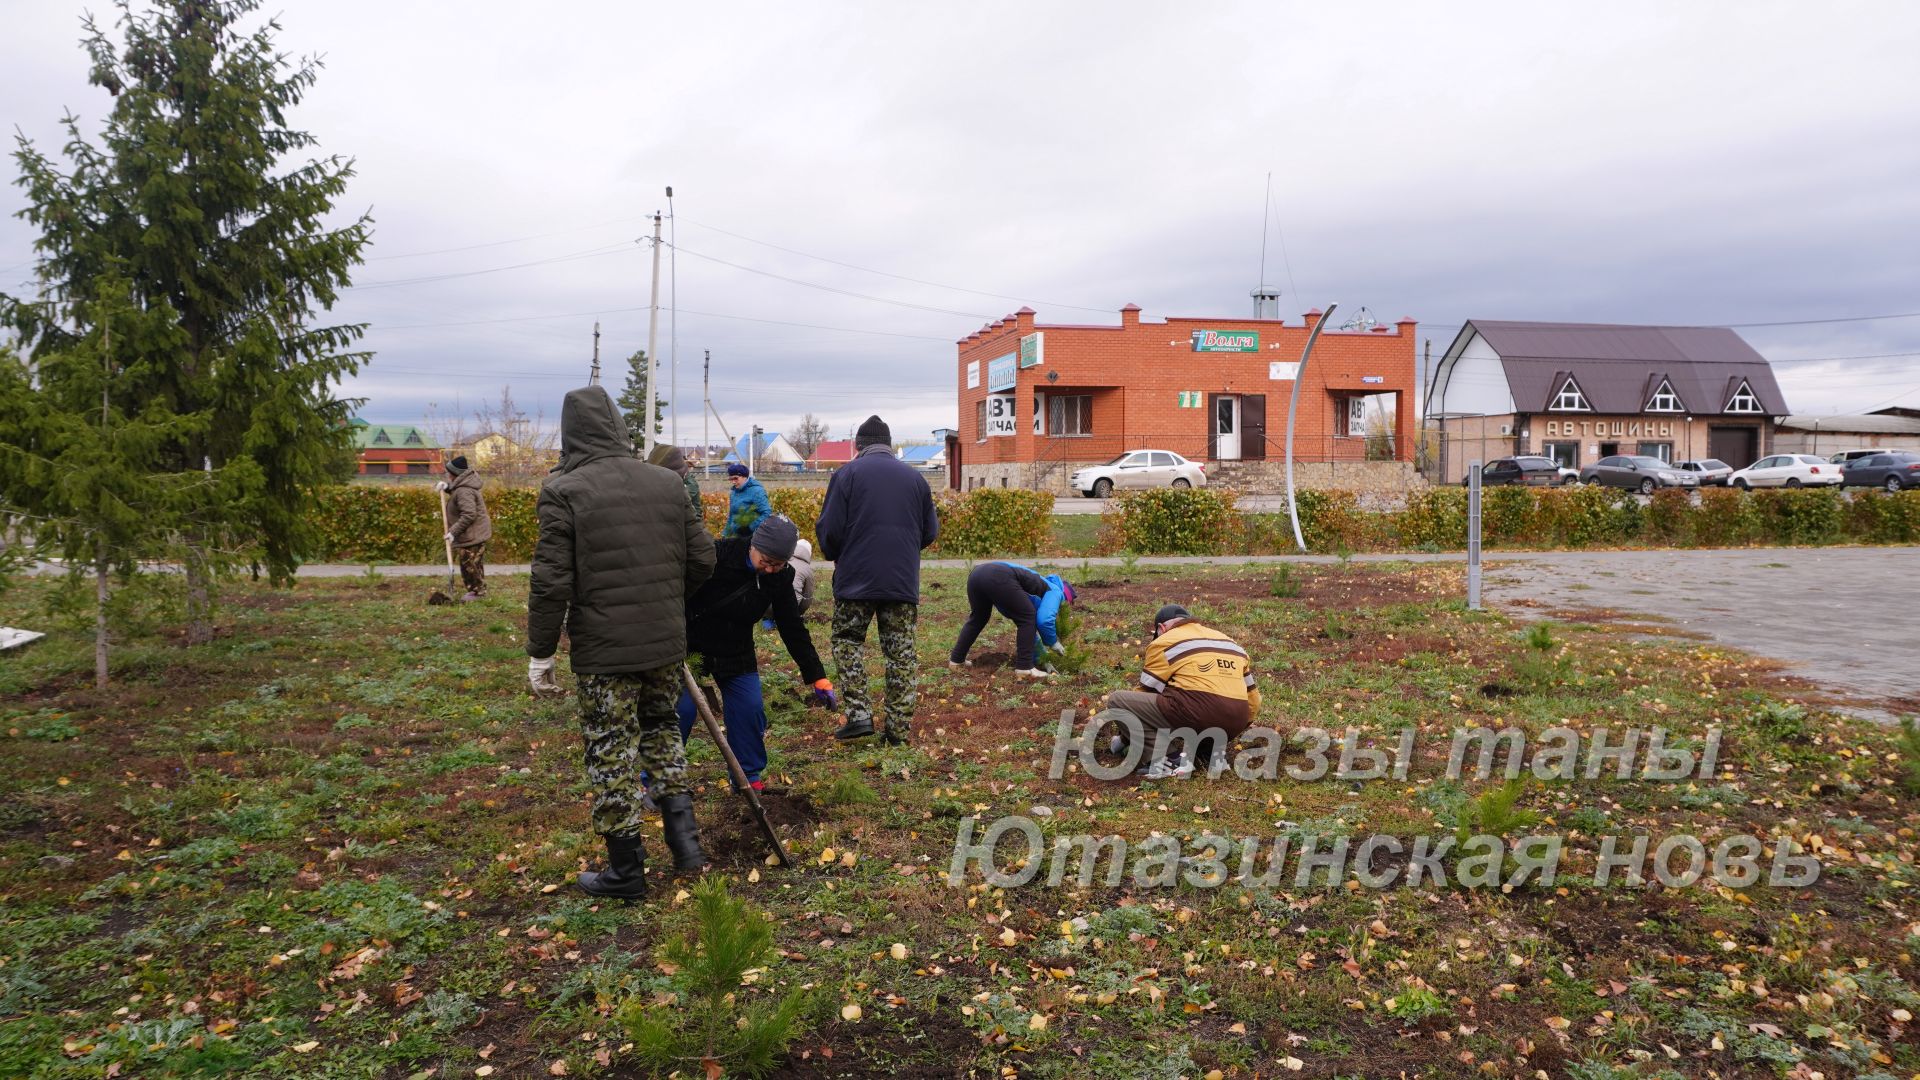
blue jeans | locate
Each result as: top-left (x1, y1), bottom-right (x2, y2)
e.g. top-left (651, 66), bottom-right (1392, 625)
top-left (674, 671), bottom-right (770, 784)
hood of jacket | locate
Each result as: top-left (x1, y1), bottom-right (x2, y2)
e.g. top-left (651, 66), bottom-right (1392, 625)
top-left (557, 386), bottom-right (632, 473)
top-left (447, 467), bottom-right (484, 493)
top-left (647, 442), bottom-right (691, 476)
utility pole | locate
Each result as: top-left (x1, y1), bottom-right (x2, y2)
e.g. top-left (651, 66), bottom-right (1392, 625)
top-left (588, 321), bottom-right (601, 386)
top-left (644, 209), bottom-right (663, 454)
top-left (703, 349), bottom-right (710, 477)
top-left (667, 185), bottom-right (678, 447)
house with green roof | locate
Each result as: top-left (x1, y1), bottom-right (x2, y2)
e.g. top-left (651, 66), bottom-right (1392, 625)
top-left (350, 419), bottom-right (441, 476)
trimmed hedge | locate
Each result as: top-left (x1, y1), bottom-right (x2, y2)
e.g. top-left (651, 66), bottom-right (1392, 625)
top-left (1109, 486), bottom-right (1920, 556)
top-left (928, 488), bottom-right (1055, 557)
top-left (1108, 488), bottom-right (1241, 555)
top-left (311, 483), bottom-right (1051, 563)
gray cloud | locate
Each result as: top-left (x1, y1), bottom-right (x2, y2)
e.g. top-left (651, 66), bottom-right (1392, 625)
top-left (5, 0), bottom-right (1918, 441)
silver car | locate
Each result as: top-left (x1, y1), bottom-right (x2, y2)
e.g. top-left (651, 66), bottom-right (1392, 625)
top-left (1070, 450), bottom-right (1208, 498)
top-left (1676, 458), bottom-right (1733, 486)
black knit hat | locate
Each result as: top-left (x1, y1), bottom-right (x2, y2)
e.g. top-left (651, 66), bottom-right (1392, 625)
top-left (447, 455), bottom-right (469, 472)
top-left (751, 515), bottom-right (799, 563)
top-left (1153, 604), bottom-right (1191, 630)
top-left (855, 415), bottom-right (891, 449)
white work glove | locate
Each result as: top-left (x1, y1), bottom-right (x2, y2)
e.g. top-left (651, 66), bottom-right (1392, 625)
top-left (528, 655), bottom-right (566, 697)
top-left (1047, 641), bottom-right (1067, 654)
top-left (433, 481), bottom-right (448, 492)
top-left (444, 532), bottom-right (454, 544)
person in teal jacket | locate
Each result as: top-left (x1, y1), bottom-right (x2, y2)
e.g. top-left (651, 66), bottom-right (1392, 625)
top-left (947, 561), bottom-right (1074, 677)
top-left (725, 463), bottom-right (772, 537)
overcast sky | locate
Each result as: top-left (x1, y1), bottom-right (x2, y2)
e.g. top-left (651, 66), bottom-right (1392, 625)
top-left (4, 1), bottom-right (1919, 444)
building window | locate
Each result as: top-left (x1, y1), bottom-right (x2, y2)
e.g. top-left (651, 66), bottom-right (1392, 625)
top-left (1726, 380), bottom-right (1763, 413)
top-left (1048, 395), bottom-right (1092, 436)
top-left (1543, 441), bottom-right (1579, 468)
top-left (1636, 441), bottom-right (1673, 462)
top-left (1646, 380), bottom-right (1682, 412)
top-left (975, 400), bottom-right (987, 441)
top-left (1549, 377), bottom-right (1591, 412)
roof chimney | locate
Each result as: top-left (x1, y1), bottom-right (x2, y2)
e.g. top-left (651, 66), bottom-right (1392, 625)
top-left (1120, 303), bottom-right (1141, 329)
top-left (1251, 286), bottom-right (1281, 320)
top-left (1015, 306), bottom-right (1036, 332)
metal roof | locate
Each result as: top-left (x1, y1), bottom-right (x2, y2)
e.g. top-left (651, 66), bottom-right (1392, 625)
top-left (1466, 320), bottom-right (1791, 416)
top-left (1778, 414), bottom-right (1920, 435)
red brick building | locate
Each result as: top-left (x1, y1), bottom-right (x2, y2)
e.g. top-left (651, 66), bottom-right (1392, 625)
top-left (952, 304), bottom-right (1418, 493)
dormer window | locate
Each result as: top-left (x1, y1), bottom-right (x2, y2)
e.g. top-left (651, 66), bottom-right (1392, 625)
top-left (1646, 379), bottom-right (1683, 413)
top-left (1725, 380), bottom-right (1763, 414)
top-left (1549, 376), bottom-right (1591, 412)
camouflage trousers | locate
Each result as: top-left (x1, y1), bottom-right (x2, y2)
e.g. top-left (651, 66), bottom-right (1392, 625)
top-left (831, 600), bottom-right (918, 736)
top-left (576, 665), bottom-right (689, 837)
top-left (455, 543), bottom-right (487, 596)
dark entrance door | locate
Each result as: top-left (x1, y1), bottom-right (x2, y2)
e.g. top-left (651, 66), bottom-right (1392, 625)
top-left (1598, 441), bottom-right (1621, 458)
top-left (1241, 395), bottom-right (1267, 460)
top-left (1708, 427), bottom-right (1758, 470)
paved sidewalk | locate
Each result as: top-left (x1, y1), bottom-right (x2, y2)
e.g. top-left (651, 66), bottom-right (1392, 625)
top-left (1482, 547), bottom-right (1920, 712)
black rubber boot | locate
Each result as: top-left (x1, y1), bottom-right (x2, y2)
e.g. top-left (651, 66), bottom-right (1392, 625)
top-left (880, 726), bottom-right (908, 747)
top-left (833, 717), bottom-right (875, 741)
top-left (658, 793), bottom-right (709, 872)
top-left (576, 833), bottom-right (647, 899)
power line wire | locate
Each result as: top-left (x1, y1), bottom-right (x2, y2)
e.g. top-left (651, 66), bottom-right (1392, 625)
top-left (670, 244), bottom-right (995, 320)
top-left (362, 215), bottom-right (652, 262)
top-left (678, 217), bottom-right (1113, 314)
top-left (344, 241), bottom-right (636, 290)
top-left (362, 304), bottom-right (952, 341)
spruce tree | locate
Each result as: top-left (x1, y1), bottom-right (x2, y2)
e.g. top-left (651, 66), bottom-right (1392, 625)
top-left (616, 348), bottom-right (665, 446)
top-left (0, 0), bottom-right (371, 646)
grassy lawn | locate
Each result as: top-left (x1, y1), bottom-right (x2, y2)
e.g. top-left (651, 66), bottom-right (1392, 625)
top-left (3, 562), bottom-right (1919, 1078)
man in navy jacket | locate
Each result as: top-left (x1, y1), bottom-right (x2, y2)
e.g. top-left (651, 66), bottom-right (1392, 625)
top-left (815, 415), bottom-right (939, 744)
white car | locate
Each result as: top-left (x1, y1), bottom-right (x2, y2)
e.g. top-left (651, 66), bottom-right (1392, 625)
top-left (1070, 450), bottom-right (1207, 498)
top-left (1727, 453), bottom-right (1843, 489)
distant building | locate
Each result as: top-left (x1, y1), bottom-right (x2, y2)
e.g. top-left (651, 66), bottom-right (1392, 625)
top-left (350, 420), bottom-right (439, 475)
top-left (955, 304), bottom-right (1418, 494)
top-left (897, 444), bottom-right (947, 470)
top-left (723, 431), bottom-right (804, 471)
top-left (1774, 410), bottom-right (1920, 456)
top-left (1429, 320), bottom-right (1789, 479)
top-left (807, 439), bottom-right (856, 469)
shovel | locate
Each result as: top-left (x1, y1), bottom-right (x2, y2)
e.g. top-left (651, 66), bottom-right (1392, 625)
top-left (681, 664), bottom-right (792, 867)
top-left (427, 486), bottom-right (457, 605)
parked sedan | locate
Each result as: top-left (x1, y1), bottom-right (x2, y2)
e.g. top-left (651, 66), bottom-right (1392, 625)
top-left (1841, 451), bottom-right (1920, 491)
top-left (1465, 456), bottom-right (1563, 487)
top-left (1676, 459), bottom-right (1734, 486)
top-left (1578, 455), bottom-right (1700, 494)
top-left (1726, 454), bottom-right (1843, 489)
top-left (1070, 450), bottom-right (1207, 498)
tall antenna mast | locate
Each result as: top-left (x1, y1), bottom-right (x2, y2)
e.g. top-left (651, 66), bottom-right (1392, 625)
top-left (588, 321), bottom-right (601, 385)
top-left (1251, 172), bottom-right (1280, 319)
top-left (643, 209), bottom-right (663, 453)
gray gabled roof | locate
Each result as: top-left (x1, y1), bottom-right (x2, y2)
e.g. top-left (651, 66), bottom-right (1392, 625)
top-left (1465, 320), bottom-right (1790, 416)
top-left (1778, 414), bottom-right (1920, 435)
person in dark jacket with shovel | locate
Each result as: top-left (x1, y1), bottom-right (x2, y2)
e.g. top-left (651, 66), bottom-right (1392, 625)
top-left (676, 515), bottom-right (836, 792)
top-left (527, 386), bottom-right (717, 899)
top-left (441, 456), bottom-right (492, 600)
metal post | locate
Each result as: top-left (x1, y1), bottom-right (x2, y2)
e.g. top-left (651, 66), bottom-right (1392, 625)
top-left (643, 210), bottom-right (662, 453)
top-left (1284, 302), bottom-right (1337, 553)
top-left (588, 321), bottom-right (600, 386)
top-left (667, 185), bottom-right (678, 447)
top-left (1467, 458), bottom-right (1483, 610)
top-left (703, 349), bottom-right (710, 478)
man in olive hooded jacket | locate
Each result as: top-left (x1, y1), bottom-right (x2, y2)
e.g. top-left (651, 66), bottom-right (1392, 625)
top-left (527, 386), bottom-right (717, 898)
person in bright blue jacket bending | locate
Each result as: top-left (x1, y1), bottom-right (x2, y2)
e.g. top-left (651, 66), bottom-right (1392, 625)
top-left (948, 561), bottom-right (1075, 679)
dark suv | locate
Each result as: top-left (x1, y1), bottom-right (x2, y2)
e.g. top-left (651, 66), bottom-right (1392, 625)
top-left (1466, 456), bottom-right (1563, 487)
top-left (1840, 451), bottom-right (1920, 491)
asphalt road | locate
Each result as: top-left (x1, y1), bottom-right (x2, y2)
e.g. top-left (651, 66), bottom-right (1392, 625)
top-left (1480, 546), bottom-right (1920, 713)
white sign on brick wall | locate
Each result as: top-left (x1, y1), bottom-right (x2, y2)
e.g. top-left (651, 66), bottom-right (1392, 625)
top-left (1269, 361), bottom-right (1300, 381)
top-left (966, 361), bottom-right (979, 389)
top-left (985, 393), bottom-right (1017, 437)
